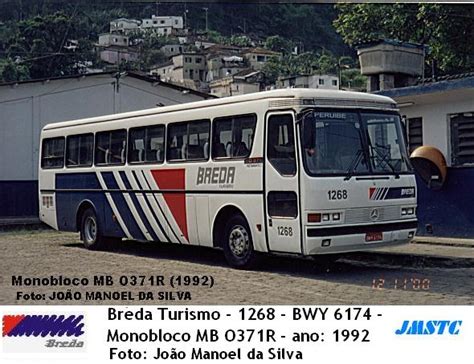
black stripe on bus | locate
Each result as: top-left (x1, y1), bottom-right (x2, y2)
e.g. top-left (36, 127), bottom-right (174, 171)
top-left (307, 221), bottom-right (418, 237)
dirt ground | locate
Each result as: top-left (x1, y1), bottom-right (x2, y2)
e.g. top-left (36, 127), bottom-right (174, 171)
top-left (0, 230), bottom-right (472, 305)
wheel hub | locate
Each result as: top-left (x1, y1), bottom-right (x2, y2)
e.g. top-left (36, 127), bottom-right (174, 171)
top-left (229, 225), bottom-right (249, 257)
top-left (84, 216), bottom-right (97, 244)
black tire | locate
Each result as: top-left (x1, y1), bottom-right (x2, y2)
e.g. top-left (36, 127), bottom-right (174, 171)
top-left (80, 208), bottom-right (108, 250)
top-left (222, 214), bottom-right (257, 269)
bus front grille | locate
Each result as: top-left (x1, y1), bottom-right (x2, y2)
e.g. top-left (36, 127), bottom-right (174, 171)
top-left (344, 206), bottom-right (401, 224)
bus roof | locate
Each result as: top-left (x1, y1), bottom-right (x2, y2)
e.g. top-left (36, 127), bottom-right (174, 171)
top-left (42, 88), bottom-right (397, 131)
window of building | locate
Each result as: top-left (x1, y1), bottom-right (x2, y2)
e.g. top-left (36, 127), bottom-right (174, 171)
top-left (185, 57), bottom-right (191, 63)
top-left (332, 80), bottom-right (338, 86)
top-left (450, 112), bottom-right (474, 166)
top-left (95, 130), bottom-right (127, 165)
top-left (407, 117), bottom-right (423, 154)
top-left (189, 69), bottom-right (194, 79)
top-left (212, 114), bottom-right (256, 159)
top-left (167, 120), bottom-right (210, 161)
top-left (196, 58), bottom-right (202, 63)
top-left (318, 79), bottom-right (325, 85)
top-left (160, 20), bottom-right (165, 24)
top-left (66, 134), bottom-right (93, 167)
top-left (257, 55), bottom-right (265, 62)
top-left (267, 114), bottom-right (296, 176)
top-left (128, 125), bottom-right (165, 164)
top-left (153, 20), bottom-right (157, 24)
top-left (41, 137), bottom-right (65, 169)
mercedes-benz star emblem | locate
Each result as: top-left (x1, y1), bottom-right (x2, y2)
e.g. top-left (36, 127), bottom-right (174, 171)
top-left (370, 208), bottom-right (379, 221)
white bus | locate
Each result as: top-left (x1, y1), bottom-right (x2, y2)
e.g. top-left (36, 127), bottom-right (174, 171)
top-left (39, 89), bottom-right (417, 268)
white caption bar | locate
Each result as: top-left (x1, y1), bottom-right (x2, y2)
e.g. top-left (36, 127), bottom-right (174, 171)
top-left (0, 305), bottom-right (471, 363)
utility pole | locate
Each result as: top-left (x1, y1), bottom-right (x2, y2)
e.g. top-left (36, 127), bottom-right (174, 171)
top-left (202, 7), bottom-right (208, 32)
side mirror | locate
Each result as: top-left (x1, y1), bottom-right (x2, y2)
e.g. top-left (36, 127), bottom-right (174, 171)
top-left (301, 114), bottom-right (315, 150)
top-left (410, 146), bottom-right (447, 190)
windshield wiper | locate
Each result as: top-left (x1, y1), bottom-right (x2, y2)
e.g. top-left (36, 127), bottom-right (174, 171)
top-left (344, 149), bottom-right (363, 181)
top-left (369, 142), bottom-right (400, 178)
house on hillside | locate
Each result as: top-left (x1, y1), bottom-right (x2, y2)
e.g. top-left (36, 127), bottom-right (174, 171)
top-left (278, 74), bottom-right (339, 90)
top-left (209, 69), bottom-right (264, 97)
top-left (242, 47), bottom-right (281, 70)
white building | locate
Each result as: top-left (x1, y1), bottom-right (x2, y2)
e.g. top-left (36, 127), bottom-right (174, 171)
top-left (278, 74), bottom-right (339, 90)
top-left (376, 73), bottom-right (474, 238)
top-left (110, 18), bottom-right (141, 34)
top-left (0, 72), bottom-right (213, 219)
top-left (140, 15), bottom-right (184, 36)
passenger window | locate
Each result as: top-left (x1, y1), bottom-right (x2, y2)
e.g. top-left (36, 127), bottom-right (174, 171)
top-left (95, 129), bottom-right (127, 165)
top-left (212, 114), bottom-right (256, 159)
top-left (267, 114), bottom-right (296, 176)
top-left (128, 125), bottom-right (165, 164)
top-left (167, 120), bottom-right (210, 162)
top-left (66, 134), bottom-right (93, 167)
top-left (41, 137), bottom-right (65, 169)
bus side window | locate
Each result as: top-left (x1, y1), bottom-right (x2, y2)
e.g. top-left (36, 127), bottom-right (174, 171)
top-left (167, 120), bottom-right (210, 162)
top-left (212, 114), bottom-right (256, 159)
top-left (128, 125), bottom-right (165, 164)
top-left (66, 133), bottom-right (93, 167)
top-left (167, 123), bottom-right (187, 161)
top-left (41, 137), bottom-right (65, 169)
top-left (95, 129), bottom-right (126, 165)
top-left (267, 114), bottom-right (296, 176)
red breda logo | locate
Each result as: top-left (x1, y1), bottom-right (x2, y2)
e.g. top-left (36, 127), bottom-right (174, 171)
top-left (151, 169), bottom-right (188, 241)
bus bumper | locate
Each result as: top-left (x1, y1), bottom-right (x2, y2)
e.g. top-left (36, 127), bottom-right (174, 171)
top-left (305, 220), bottom-right (418, 255)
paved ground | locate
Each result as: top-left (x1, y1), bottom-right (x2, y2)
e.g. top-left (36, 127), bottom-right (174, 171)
top-left (0, 230), bottom-right (472, 305)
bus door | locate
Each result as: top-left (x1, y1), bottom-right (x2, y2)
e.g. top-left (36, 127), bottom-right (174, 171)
top-left (265, 112), bottom-right (301, 253)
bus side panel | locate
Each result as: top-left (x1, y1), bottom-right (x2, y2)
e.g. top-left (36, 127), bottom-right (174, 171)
top-left (55, 172), bottom-right (124, 238)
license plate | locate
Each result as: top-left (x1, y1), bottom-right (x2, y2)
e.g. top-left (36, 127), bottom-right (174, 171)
top-left (365, 232), bottom-right (383, 242)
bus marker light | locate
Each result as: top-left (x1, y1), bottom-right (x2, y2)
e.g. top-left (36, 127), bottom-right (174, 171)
top-left (322, 214), bottom-right (330, 221)
top-left (308, 213), bottom-right (322, 223)
top-left (256, 224), bottom-right (261, 232)
top-left (332, 213), bottom-right (341, 221)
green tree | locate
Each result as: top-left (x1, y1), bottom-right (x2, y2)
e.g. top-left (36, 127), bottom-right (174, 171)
top-left (0, 58), bottom-right (29, 82)
top-left (334, 4), bottom-right (474, 74)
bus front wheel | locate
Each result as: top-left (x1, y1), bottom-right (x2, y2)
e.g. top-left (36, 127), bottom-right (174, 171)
top-left (223, 214), bottom-right (257, 269)
top-left (80, 208), bottom-right (108, 250)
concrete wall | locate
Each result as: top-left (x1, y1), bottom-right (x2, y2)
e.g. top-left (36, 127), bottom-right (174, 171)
top-left (0, 73), bottom-right (208, 217)
top-left (394, 87), bottom-right (474, 237)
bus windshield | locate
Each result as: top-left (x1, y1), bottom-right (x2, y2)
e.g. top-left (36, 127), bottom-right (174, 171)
top-left (302, 110), bottom-right (411, 176)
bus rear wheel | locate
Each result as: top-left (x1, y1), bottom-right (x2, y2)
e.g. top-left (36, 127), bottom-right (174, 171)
top-left (223, 214), bottom-right (257, 269)
top-left (81, 208), bottom-right (108, 250)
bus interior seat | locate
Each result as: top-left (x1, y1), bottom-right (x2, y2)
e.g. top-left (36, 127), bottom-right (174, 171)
top-left (226, 142), bottom-right (232, 157)
top-left (203, 141), bottom-right (209, 159)
top-left (105, 149), bottom-right (111, 164)
top-left (214, 142), bottom-right (226, 157)
top-left (168, 147), bottom-right (181, 160)
top-left (156, 149), bottom-right (161, 162)
top-left (187, 144), bottom-right (203, 159)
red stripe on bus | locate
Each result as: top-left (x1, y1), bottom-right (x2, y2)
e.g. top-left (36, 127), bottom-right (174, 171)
top-left (369, 187), bottom-right (376, 200)
top-left (150, 169), bottom-right (188, 242)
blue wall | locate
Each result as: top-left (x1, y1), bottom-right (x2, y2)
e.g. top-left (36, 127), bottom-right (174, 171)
top-left (0, 181), bottom-right (38, 218)
top-left (416, 167), bottom-right (474, 238)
